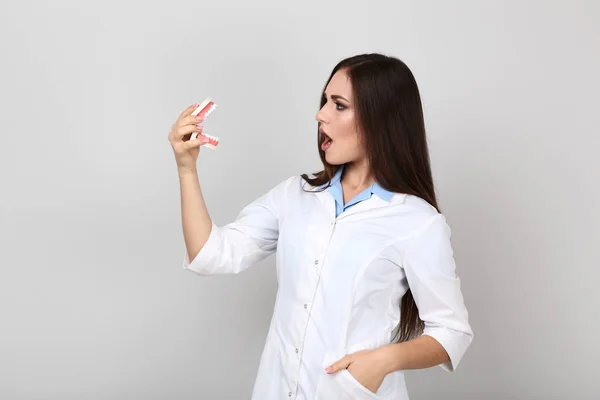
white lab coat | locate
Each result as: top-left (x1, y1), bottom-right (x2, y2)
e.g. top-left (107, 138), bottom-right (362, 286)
top-left (183, 175), bottom-right (473, 400)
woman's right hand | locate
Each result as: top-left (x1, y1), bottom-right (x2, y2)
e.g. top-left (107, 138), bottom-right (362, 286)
top-left (168, 103), bottom-right (211, 172)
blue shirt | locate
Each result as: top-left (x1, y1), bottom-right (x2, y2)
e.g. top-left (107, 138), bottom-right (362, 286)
top-left (322, 165), bottom-right (395, 217)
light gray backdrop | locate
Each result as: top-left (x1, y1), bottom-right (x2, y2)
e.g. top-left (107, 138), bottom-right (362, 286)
top-left (1, 0), bottom-right (598, 399)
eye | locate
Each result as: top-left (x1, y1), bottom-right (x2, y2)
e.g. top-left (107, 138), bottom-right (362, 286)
top-left (335, 102), bottom-right (345, 111)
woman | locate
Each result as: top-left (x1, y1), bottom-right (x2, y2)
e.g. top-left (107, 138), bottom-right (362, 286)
top-left (168, 53), bottom-right (473, 400)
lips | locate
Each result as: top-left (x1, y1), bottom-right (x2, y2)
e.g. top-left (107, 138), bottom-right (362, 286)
top-left (319, 126), bottom-right (333, 150)
top-left (320, 132), bottom-right (333, 151)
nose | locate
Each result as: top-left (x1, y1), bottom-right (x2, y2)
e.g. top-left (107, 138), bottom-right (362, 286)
top-left (315, 107), bottom-right (328, 124)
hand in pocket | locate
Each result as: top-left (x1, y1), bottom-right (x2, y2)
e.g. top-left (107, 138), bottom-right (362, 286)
top-left (325, 349), bottom-right (387, 393)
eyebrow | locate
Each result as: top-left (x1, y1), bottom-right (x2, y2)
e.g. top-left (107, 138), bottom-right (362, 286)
top-left (324, 92), bottom-right (349, 103)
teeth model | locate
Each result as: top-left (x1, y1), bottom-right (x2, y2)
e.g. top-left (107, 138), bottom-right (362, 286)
top-left (190, 97), bottom-right (219, 149)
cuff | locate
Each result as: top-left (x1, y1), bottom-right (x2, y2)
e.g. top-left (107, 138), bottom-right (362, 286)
top-left (422, 325), bottom-right (473, 372)
top-left (182, 222), bottom-right (221, 275)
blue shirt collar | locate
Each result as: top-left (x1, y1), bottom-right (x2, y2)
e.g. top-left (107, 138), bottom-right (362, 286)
top-left (322, 165), bottom-right (395, 202)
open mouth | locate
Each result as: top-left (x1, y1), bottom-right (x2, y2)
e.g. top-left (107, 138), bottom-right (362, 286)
top-left (321, 133), bottom-right (333, 151)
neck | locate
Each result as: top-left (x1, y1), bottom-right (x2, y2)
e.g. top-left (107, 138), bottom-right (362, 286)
top-left (341, 160), bottom-right (374, 190)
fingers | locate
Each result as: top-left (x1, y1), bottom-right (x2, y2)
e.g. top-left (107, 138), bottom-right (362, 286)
top-left (178, 102), bottom-right (199, 119)
top-left (171, 104), bottom-right (206, 141)
top-left (169, 122), bottom-right (204, 143)
top-left (169, 103), bottom-right (208, 148)
top-left (325, 355), bottom-right (353, 374)
top-left (177, 124), bottom-right (204, 139)
top-left (180, 113), bottom-right (205, 127)
top-left (185, 135), bottom-right (210, 150)
top-left (170, 114), bottom-right (205, 139)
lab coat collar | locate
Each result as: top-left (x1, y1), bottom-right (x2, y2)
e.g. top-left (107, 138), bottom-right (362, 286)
top-left (328, 165), bottom-right (395, 203)
top-left (303, 166), bottom-right (407, 218)
top-left (313, 189), bottom-right (406, 220)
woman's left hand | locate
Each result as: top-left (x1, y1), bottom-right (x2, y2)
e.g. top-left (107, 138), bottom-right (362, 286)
top-left (325, 348), bottom-right (389, 393)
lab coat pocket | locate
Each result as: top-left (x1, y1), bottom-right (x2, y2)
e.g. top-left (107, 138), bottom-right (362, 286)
top-left (314, 369), bottom-right (381, 400)
top-left (315, 352), bottom-right (382, 400)
top-left (341, 368), bottom-right (382, 399)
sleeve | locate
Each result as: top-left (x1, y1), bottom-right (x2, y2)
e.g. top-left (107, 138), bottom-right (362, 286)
top-left (401, 213), bottom-right (474, 372)
top-left (182, 177), bottom-right (290, 276)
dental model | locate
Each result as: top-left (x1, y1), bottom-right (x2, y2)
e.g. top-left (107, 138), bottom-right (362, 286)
top-left (190, 97), bottom-right (219, 149)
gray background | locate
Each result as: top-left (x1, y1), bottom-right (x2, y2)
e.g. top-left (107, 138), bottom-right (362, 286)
top-left (1, 0), bottom-right (598, 399)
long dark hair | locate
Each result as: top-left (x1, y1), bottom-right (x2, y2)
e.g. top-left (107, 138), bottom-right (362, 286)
top-left (301, 53), bottom-right (440, 343)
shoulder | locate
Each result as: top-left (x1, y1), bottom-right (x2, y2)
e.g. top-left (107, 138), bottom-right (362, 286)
top-left (265, 175), bottom-right (315, 199)
top-left (402, 193), bottom-right (443, 221)
top-left (403, 193), bottom-right (438, 215)
top-left (397, 194), bottom-right (452, 239)
top-left (272, 174), bottom-right (323, 193)
top-left (380, 196), bottom-right (454, 261)
top-left (271, 175), bottom-right (306, 191)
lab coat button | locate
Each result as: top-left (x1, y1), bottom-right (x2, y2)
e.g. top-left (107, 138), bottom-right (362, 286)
top-left (303, 304), bottom-right (307, 309)
top-left (314, 260), bottom-right (318, 265)
top-left (288, 392), bottom-right (292, 397)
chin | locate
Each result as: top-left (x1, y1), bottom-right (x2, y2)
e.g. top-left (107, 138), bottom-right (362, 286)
top-left (324, 153), bottom-right (345, 166)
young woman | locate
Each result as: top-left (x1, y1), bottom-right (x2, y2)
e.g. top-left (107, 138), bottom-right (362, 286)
top-left (168, 53), bottom-right (473, 400)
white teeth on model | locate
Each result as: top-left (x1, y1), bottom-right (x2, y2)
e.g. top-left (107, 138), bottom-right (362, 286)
top-left (199, 105), bottom-right (217, 119)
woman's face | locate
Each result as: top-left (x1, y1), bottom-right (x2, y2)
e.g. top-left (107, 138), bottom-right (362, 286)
top-left (315, 69), bottom-right (366, 166)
